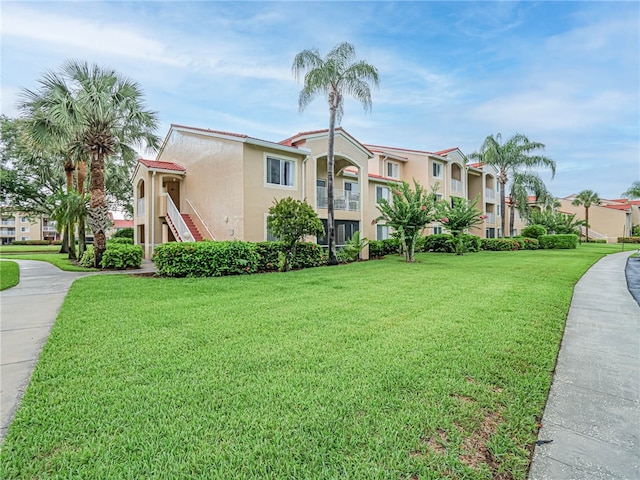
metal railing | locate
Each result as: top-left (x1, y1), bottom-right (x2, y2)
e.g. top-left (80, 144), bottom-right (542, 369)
top-left (42, 226), bottom-right (57, 232)
top-left (137, 198), bottom-right (145, 217)
top-left (316, 187), bottom-right (360, 211)
top-left (166, 193), bottom-right (194, 242)
top-left (1, 221), bottom-right (16, 226)
top-left (0, 229), bottom-right (16, 236)
top-left (451, 179), bottom-right (463, 194)
top-left (486, 213), bottom-right (495, 224)
top-left (485, 188), bottom-right (495, 200)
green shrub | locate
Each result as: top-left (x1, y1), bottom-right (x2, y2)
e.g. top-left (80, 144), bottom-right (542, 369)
top-left (113, 227), bottom-right (134, 239)
top-left (424, 234), bottom-right (453, 252)
top-left (255, 241), bottom-right (326, 271)
top-left (255, 241), bottom-right (284, 272)
top-left (153, 241), bottom-right (259, 277)
top-left (460, 234), bottom-right (481, 253)
top-left (11, 240), bottom-right (50, 246)
top-left (521, 237), bottom-right (540, 250)
top-left (368, 238), bottom-right (400, 257)
top-left (107, 237), bottom-right (134, 245)
top-left (288, 242), bottom-right (326, 269)
top-left (586, 239), bottom-right (607, 244)
top-left (480, 238), bottom-right (523, 251)
top-left (522, 224), bottom-right (547, 239)
top-left (79, 245), bottom-right (95, 268)
top-left (101, 244), bottom-right (143, 269)
top-left (618, 237), bottom-right (640, 244)
top-left (539, 234), bottom-right (578, 249)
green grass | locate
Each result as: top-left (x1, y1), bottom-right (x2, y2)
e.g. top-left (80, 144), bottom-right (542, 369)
top-left (0, 253), bottom-right (95, 272)
top-left (0, 244), bottom-right (61, 254)
top-left (0, 244), bottom-right (624, 479)
top-left (0, 260), bottom-right (20, 290)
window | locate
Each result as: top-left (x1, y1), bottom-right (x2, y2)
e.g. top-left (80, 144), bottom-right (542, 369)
top-left (435, 193), bottom-right (443, 202)
top-left (21, 227), bottom-right (29, 232)
top-left (376, 185), bottom-right (391, 203)
top-left (21, 236), bottom-right (29, 241)
top-left (386, 161), bottom-right (400, 179)
top-left (376, 224), bottom-right (390, 240)
top-left (432, 162), bottom-right (442, 178)
top-left (20, 217), bottom-right (28, 223)
top-left (486, 228), bottom-right (495, 238)
top-left (497, 204), bottom-right (502, 216)
top-left (266, 156), bottom-right (295, 187)
top-left (344, 181), bottom-right (359, 194)
top-left (433, 226), bottom-right (442, 235)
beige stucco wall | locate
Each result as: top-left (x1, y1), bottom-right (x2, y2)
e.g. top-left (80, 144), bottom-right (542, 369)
top-left (558, 198), bottom-right (630, 242)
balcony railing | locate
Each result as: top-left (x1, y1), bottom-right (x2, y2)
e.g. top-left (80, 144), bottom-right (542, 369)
top-left (451, 179), bottom-right (463, 194)
top-left (137, 197), bottom-right (145, 217)
top-left (317, 187), bottom-right (360, 211)
top-left (1, 220), bottom-right (16, 226)
top-left (486, 213), bottom-right (496, 224)
top-left (0, 229), bottom-right (16, 236)
top-left (485, 188), bottom-right (496, 200)
top-left (166, 193), bottom-right (194, 242)
top-left (42, 226), bottom-right (57, 232)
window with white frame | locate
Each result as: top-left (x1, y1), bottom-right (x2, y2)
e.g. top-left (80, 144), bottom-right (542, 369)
top-left (433, 226), bottom-right (442, 235)
top-left (265, 214), bottom-right (279, 241)
top-left (20, 217), bottom-right (28, 223)
top-left (266, 156), bottom-right (295, 187)
top-left (21, 237), bottom-right (29, 241)
top-left (376, 185), bottom-right (391, 203)
top-left (21, 227), bottom-right (29, 232)
top-left (435, 193), bottom-right (443, 201)
top-left (497, 204), bottom-right (502, 216)
top-left (432, 162), bottom-right (442, 178)
top-left (376, 224), bottom-right (390, 240)
top-left (386, 161), bottom-right (400, 179)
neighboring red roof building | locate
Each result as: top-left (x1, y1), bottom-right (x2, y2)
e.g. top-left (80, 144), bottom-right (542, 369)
top-left (139, 159), bottom-right (186, 172)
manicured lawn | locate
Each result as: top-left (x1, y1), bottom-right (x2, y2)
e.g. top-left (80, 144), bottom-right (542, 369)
top-left (0, 244), bottom-right (624, 479)
top-left (0, 244), bottom-right (61, 254)
top-left (0, 253), bottom-right (95, 272)
top-left (0, 260), bottom-right (20, 290)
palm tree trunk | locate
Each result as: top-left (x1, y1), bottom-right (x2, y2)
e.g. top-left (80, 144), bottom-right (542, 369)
top-left (59, 229), bottom-right (69, 254)
top-left (67, 220), bottom-right (77, 260)
top-left (509, 204), bottom-right (516, 237)
top-left (77, 160), bottom-right (87, 258)
top-left (88, 151), bottom-right (108, 268)
top-left (59, 159), bottom-right (75, 254)
top-left (499, 177), bottom-right (507, 238)
top-left (585, 207), bottom-right (589, 242)
top-left (326, 102), bottom-right (338, 266)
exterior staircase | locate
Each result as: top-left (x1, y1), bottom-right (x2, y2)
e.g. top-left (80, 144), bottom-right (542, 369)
top-left (181, 213), bottom-right (203, 241)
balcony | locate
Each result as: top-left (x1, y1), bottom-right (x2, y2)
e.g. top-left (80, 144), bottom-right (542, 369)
top-left (42, 226), bottom-right (57, 233)
top-left (451, 179), bottom-right (463, 194)
top-left (317, 187), bottom-right (360, 211)
top-left (485, 188), bottom-right (496, 200)
top-left (1, 220), bottom-right (16, 226)
top-left (486, 213), bottom-right (496, 224)
top-left (137, 197), bottom-right (145, 217)
top-left (0, 228), bottom-right (16, 236)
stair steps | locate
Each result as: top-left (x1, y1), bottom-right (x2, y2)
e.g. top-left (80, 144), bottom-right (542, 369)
top-left (180, 213), bottom-right (204, 241)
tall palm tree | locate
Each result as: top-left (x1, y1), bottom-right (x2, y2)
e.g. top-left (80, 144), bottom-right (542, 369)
top-left (292, 42), bottom-right (379, 264)
top-left (572, 189), bottom-right (600, 241)
top-left (621, 181), bottom-right (640, 199)
top-left (20, 60), bottom-right (159, 267)
top-left (469, 133), bottom-right (556, 237)
top-left (508, 171), bottom-right (552, 236)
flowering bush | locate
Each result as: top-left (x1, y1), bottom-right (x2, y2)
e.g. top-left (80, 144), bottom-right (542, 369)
top-left (437, 195), bottom-right (485, 255)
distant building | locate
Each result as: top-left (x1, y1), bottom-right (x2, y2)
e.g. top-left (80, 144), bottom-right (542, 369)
top-left (0, 212), bottom-right (60, 244)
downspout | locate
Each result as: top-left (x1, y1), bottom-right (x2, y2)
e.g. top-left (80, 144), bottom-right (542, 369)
top-left (151, 171), bottom-right (156, 257)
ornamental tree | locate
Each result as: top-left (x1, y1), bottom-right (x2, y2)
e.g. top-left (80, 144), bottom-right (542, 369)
top-left (437, 195), bottom-right (485, 255)
top-left (375, 180), bottom-right (439, 262)
top-left (267, 197), bottom-right (325, 271)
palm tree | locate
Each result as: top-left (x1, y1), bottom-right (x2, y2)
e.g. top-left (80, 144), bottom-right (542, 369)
top-left (292, 42), bottom-right (379, 264)
top-left (469, 133), bottom-right (556, 237)
top-left (20, 61), bottom-right (159, 267)
top-left (621, 181), bottom-right (640, 199)
top-left (572, 189), bottom-right (600, 241)
top-left (508, 171), bottom-right (552, 236)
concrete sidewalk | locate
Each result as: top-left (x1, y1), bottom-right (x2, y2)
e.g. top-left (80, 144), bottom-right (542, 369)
top-left (529, 251), bottom-right (640, 479)
top-left (0, 259), bottom-right (155, 441)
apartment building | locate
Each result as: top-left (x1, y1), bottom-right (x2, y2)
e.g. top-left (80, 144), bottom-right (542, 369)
top-left (132, 124), bottom-right (503, 259)
top-left (0, 213), bottom-right (59, 244)
top-left (557, 196), bottom-right (637, 242)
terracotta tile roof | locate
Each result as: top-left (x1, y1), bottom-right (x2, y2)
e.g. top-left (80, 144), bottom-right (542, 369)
top-left (603, 204), bottom-right (631, 211)
top-left (114, 219), bottom-right (133, 228)
top-left (139, 159), bottom-right (186, 172)
top-left (364, 143), bottom-right (434, 155)
top-left (280, 127), bottom-right (371, 156)
top-left (172, 123), bottom-right (248, 139)
top-left (368, 173), bottom-right (400, 182)
top-left (434, 147), bottom-right (459, 156)
top-left (468, 162), bottom-right (483, 168)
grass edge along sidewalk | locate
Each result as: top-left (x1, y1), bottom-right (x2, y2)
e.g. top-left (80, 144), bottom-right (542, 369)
top-left (0, 244), bottom-right (623, 479)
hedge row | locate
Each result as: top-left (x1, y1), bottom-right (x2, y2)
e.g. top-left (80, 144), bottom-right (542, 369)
top-left (618, 237), bottom-right (640, 244)
top-left (480, 237), bottom-right (539, 251)
top-left (10, 240), bottom-right (50, 245)
top-left (79, 243), bottom-right (144, 269)
top-left (153, 240), bottom-right (326, 277)
top-left (539, 234), bottom-right (578, 249)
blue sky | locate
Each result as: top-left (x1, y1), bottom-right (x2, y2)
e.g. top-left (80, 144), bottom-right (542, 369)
top-left (2, 1), bottom-right (638, 199)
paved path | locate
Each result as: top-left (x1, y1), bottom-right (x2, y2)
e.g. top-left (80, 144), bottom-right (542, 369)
top-left (529, 251), bottom-right (640, 479)
top-left (0, 259), bottom-right (155, 441)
